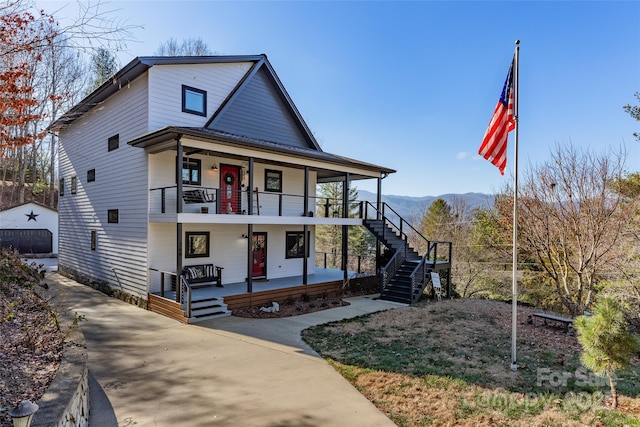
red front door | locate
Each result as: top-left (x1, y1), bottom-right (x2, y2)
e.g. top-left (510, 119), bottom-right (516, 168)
top-left (252, 233), bottom-right (267, 278)
top-left (219, 165), bottom-right (241, 214)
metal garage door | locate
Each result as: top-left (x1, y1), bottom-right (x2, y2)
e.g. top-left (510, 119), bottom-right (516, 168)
top-left (0, 229), bottom-right (53, 254)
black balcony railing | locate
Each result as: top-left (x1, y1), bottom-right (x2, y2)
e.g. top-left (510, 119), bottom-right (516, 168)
top-left (149, 185), bottom-right (364, 219)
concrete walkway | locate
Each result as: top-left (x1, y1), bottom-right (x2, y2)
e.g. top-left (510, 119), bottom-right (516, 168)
top-left (49, 273), bottom-right (404, 426)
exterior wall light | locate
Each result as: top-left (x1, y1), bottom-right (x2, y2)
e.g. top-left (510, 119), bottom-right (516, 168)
top-left (9, 400), bottom-right (38, 427)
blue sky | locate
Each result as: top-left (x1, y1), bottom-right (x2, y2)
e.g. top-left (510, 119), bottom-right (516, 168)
top-left (39, 1), bottom-right (640, 197)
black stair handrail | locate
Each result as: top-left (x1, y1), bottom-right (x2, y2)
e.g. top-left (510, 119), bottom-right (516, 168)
top-left (363, 202), bottom-right (411, 251)
top-left (381, 247), bottom-right (406, 291)
top-left (364, 201), bottom-right (451, 263)
top-left (364, 201), bottom-right (453, 301)
top-left (364, 202), bottom-right (420, 296)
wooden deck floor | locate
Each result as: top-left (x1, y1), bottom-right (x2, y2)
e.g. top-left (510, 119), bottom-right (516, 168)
top-left (153, 268), bottom-right (353, 301)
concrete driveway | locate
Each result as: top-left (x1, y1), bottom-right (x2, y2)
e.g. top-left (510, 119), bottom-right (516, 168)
top-left (49, 273), bottom-right (401, 426)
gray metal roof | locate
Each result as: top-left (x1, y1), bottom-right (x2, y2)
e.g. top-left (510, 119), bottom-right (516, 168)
top-left (49, 55), bottom-right (265, 129)
top-left (51, 54), bottom-right (396, 180)
top-left (127, 126), bottom-right (396, 180)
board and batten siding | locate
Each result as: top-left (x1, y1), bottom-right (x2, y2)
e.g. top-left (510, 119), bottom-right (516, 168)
top-left (58, 74), bottom-right (150, 298)
top-left (147, 62), bottom-right (253, 132)
top-left (212, 67), bottom-right (311, 149)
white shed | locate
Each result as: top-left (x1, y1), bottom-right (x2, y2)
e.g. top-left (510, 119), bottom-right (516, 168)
top-left (0, 202), bottom-right (58, 255)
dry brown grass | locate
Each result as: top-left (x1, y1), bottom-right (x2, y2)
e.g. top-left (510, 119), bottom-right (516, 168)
top-left (303, 298), bottom-right (640, 426)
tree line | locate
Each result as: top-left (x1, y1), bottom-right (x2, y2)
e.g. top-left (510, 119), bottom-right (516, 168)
top-left (0, 0), bottom-right (212, 210)
top-left (411, 141), bottom-right (640, 332)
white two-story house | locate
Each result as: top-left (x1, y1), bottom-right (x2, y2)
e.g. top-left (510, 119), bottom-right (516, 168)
top-left (53, 55), bottom-right (450, 322)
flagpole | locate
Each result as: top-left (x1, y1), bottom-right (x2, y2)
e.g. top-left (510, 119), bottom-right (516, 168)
top-left (510, 40), bottom-right (520, 372)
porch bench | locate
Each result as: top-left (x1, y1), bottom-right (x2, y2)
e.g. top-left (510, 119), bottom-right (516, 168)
top-left (182, 264), bottom-right (223, 288)
top-left (183, 189), bottom-right (214, 204)
top-left (532, 312), bottom-right (573, 331)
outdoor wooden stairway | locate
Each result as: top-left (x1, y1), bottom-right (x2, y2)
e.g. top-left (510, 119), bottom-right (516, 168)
top-left (363, 202), bottom-right (452, 304)
top-left (148, 284), bottom-right (231, 324)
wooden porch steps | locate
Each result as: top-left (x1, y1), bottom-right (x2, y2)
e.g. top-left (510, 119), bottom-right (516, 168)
top-left (148, 293), bottom-right (188, 323)
top-left (147, 293), bottom-right (231, 323)
top-left (184, 297), bottom-right (232, 323)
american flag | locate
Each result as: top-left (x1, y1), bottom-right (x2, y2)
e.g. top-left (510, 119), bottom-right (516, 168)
top-left (478, 60), bottom-right (515, 175)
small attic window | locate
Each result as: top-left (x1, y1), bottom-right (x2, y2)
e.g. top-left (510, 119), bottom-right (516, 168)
top-left (182, 85), bottom-right (207, 116)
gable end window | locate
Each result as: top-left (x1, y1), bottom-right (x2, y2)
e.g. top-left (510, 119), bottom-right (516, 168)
top-left (182, 85), bottom-right (207, 116)
top-left (182, 158), bottom-right (201, 185)
top-left (59, 178), bottom-right (64, 196)
top-left (87, 169), bottom-right (96, 182)
top-left (108, 134), bottom-right (119, 151)
top-left (71, 176), bottom-right (77, 194)
top-left (286, 231), bottom-right (310, 259)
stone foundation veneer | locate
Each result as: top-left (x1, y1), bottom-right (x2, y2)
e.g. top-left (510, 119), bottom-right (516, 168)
top-left (59, 264), bottom-right (147, 309)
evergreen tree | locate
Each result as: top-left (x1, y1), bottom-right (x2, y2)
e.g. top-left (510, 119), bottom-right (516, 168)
top-left (574, 296), bottom-right (640, 408)
top-left (623, 92), bottom-right (639, 141)
top-left (316, 182), bottom-right (373, 270)
top-left (89, 47), bottom-right (119, 92)
top-left (420, 198), bottom-right (453, 240)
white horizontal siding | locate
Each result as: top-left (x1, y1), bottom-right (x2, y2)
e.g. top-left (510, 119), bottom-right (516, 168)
top-left (146, 223), bottom-right (315, 287)
top-left (148, 62), bottom-right (252, 131)
top-left (149, 151), bottom-right (318, 217)
top-left (58, 74), bottom-right (150, 298)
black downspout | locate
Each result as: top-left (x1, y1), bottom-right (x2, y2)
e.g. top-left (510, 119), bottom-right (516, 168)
top-left (246, 157), bottom-right (254, 293)
top-left (247, 157), bottom-right (254, 215)
top-left (376, 175), bottom-right (382, 278)
top-left (341, 173), bottom-right (350, 280)
top-left (302, 166), bottom-right (309, 285)
top-left (176, 137), bottom-right (183, 302)
top-left (303, 166), bottom-right (309, 215)
top-left (247, 224), bottom-right (253, 293)
top-left (376, 176), bottom-right (382, 220)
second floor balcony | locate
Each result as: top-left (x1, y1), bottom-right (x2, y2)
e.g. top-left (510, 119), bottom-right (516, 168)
top-left (149, 185), bottom-right (367, 224)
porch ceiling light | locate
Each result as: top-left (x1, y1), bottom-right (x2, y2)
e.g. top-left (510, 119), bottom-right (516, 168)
top-left (9, 400), bottom-right (38, 427)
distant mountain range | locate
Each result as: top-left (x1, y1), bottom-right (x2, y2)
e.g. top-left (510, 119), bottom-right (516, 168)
top-left (357, 190), bottom-right (495, 221)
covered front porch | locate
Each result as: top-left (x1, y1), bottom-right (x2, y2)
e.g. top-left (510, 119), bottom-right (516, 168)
top-left (154, 267), bottom-right (349, 301)
top-left (147, 267), bottom-right (372, 323)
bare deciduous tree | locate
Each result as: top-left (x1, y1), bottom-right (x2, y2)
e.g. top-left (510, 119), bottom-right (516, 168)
top-left (0, 0), bottom-right (136, 208)
top-left (512, 144), bottom-right (636, 315)
top-left (155, 37), bottom-right (213, 56)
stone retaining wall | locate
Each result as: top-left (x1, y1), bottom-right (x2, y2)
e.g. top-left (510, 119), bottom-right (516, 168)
top-left (31, 278), bottom-right (89, 427)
